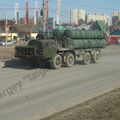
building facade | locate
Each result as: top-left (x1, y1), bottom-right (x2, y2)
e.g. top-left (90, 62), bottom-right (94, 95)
top-left (86, 14), bottom-right (110, 25)
top-left (112, 11), bottom-right (120, 25)
top-left (70, 9), bottom-right (86, 25)
top-left (0, 33), bottom-right (18, 40)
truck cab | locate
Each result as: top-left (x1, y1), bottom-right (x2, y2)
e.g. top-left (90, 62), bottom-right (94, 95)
top-left (15, 40), bottom-right (58, 61)
top-left (29, 40), bottom-right (57, 59)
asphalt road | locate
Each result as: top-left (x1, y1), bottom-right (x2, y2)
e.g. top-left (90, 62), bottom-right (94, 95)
top-left (0, 46), bottom-right (120, 120)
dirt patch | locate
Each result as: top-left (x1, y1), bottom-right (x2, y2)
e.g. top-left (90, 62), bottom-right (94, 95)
top-left (0, 46), bottom-right (15, 60)
top-left (41, 88), bottom-right (120, 120)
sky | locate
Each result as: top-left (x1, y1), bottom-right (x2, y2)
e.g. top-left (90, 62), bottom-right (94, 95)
top-left (0, 0), bottom-right (120, 22)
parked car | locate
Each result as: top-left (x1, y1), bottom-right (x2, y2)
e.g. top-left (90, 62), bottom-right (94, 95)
top-left (0, 40), bottom-right (5, 45)
top-left (2, 40), bottom-right (15, 46)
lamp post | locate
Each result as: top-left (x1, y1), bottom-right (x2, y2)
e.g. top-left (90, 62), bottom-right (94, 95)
top-left (5, 15), bottom-right (8, 46)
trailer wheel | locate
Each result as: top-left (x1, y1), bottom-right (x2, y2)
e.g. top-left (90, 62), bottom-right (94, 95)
top-left (65, 52), bottom-right (75, 67)
top-left (83, 52), bottom-right (91, 65)
top-left (50, 54), bottom-right (62, 69)
top-left (93, 51), bottom-right (101, 63)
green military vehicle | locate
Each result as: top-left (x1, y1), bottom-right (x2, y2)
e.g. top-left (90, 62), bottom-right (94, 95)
top-left (15, 22), bottom-right (106, 69)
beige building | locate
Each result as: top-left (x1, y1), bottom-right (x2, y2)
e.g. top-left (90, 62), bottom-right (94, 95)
top-left (112, 11), bottom-right (120, 25)
top-left (0, 33), bottom-right (18, 40)
top-left (113, 11), bottom-right (120, 20)
top-left (87, 14), bottom-right (110, 25)
top-left (70, 9), bottom-right (86, 25)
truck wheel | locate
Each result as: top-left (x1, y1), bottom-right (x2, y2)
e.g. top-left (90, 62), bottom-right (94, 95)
top-left (83, 52), bottom-right (91, 65)
top-left (65, 53), bottom-right (75, 67)
top-left (50, 54), bottom-right (62, 69)
top-left (93, 51), bottom-right (101, 63)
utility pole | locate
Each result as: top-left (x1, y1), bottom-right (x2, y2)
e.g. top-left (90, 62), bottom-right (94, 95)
top-left (25, 0), bottom-right (29, 25)
top-left (5, 15), bottom-right (8, 46)
top-left (46, 0), bottom-right (48, 31)
top-left (34, 0), bottom-right (39, 25)
top-left (42, 0), bottom-right (46, 32)
top-left (25, 0), bottom-right (29, 40)
top-left (42, 0), bottom-right (48, 32)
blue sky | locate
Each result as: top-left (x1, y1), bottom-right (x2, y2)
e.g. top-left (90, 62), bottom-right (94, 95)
top-left (0, 0), bottom-right (120, 22)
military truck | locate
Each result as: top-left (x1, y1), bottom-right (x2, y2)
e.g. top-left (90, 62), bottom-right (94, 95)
top-left (15, 22), bottom-right (106, 69)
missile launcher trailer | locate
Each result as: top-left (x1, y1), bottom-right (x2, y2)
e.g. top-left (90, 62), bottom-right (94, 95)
top-left (15, 29), bottom-right (106, 69)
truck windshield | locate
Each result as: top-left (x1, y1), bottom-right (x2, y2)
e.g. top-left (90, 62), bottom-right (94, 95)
top-left (28, 41), bottom-right (43, 49)
top-left (42, 41), bottom-right (57, 48)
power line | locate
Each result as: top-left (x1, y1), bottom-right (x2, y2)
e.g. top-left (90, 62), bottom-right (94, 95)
top-left (52, 0), bottom-right (119, 11)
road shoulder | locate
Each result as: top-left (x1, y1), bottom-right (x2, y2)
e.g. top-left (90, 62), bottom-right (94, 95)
top-left (41, 88), bottom-right (120, 120)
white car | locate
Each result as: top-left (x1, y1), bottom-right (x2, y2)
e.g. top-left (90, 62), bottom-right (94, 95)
top-left (2, 40), bottom-right (15, 46)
